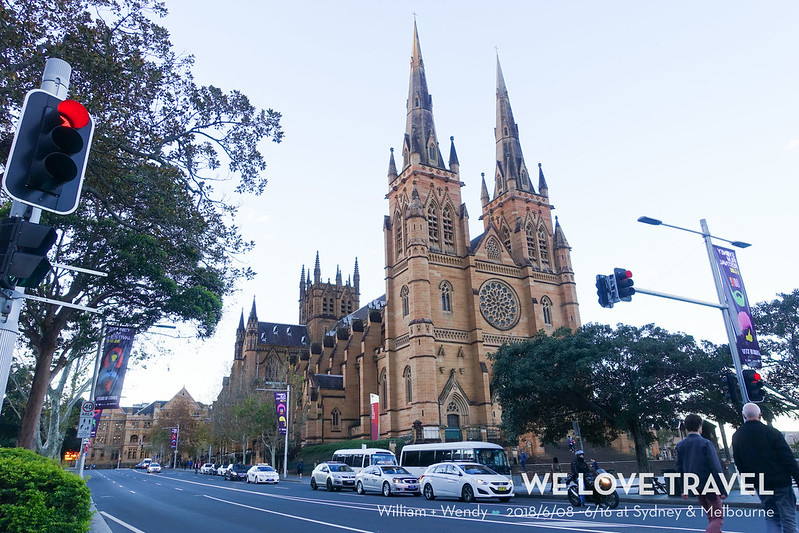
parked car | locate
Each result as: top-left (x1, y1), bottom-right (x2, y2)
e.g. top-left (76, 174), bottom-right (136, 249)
top-left (200, 463), bottom-right (216, 475)
top-left (310, 461), bottom-right (356, 491)
top-left (419, 462), bottom-right (514, 503)
top-left (146, 462), bottom-right (162, 474)
top-left (217, 463), bottom-right (232, 477)
top-left (355, 465), bottom-right (420, 497)
top-left (225, 464), bottom-right (250, 481)
top-left (247, 464), bottom-right (280, 484)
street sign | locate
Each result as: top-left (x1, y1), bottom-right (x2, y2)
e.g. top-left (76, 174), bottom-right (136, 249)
top-left (77, 414), bottom-right (93, 438)
top-left (81, 399), bottom-right (94, 414)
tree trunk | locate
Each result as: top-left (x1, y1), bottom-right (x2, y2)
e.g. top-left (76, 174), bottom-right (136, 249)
top-left (17, 347), bottom-right (55, 449)
top-left (630, 425), bottom-right (651, 473)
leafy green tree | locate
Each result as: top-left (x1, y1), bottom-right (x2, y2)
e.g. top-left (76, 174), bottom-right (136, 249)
top-left (490, 324), bottom-right (727, 472)
top-left (0, 0), bottom-right (282, 449)
top-left (752, 290), bottom-right (799, 402)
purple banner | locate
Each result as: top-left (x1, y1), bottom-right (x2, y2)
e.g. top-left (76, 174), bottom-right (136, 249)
top-left (89, 409), bottom-right (103, 438)
top-left (714, 245), bottom-right (762, 368)
top-left (170, 427), bottom-right (178, 449)
top-left (275, 391), bottom-right (287, 435)
top-left (94, 327), bottom-right (135, 409)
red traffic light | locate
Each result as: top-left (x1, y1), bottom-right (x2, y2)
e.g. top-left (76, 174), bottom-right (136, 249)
top-left (752, 371), bottom-right (761, 381)
top-left (57, 100), bottom-right (91, 129)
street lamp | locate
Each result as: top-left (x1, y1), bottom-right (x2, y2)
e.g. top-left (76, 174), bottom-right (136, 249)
top-left (637, 216), bottom-right (753, 402)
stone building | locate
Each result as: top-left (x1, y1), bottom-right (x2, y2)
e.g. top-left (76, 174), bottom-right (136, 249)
top-left (88, 387), bottom-right (208, 467)
top-left (220, 24), bottom-right (580, 448)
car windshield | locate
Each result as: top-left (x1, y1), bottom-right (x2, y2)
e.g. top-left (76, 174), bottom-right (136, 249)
top-left (256, 466), bottom-right (275, 472)
top-left (150, 463), bottom-right (160, 467)
top-left (232, 465), bottom-right (249, 472)
top-left (373, 454), bottom-right (397, 465)
top-left (461, 464), bottom-right (497, 475)
top-left (329, 464), bottom-right (353, 472)
top-left (379, 466), bottom-right (410, 475)
top-left (474, 449), bottom-right (509, 469)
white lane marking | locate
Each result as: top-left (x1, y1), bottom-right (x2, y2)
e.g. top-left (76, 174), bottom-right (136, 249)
top-left (99, 511), bottom-right (147, 533)
top-left (175, 487), bottom-right (183, 491)
top-left (129, 490), bottom-right (135, 494)
top-left (204, 495), bottom-right (374, 533)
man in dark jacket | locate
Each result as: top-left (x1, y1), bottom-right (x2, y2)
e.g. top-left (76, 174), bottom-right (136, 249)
top-left (570, 450), bottom-right (593, 505)
top-left (676, 413), bottom-right (726, 533)
top-left (733, 402), bottom-right (799, 533)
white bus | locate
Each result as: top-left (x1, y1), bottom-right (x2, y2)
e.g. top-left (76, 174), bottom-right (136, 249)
top-left (331, 448), bottom-right (397, 473)
top-left (398, 442), bottom-right (511, 476)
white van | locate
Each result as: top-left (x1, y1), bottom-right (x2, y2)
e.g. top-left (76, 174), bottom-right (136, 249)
top-left (331, 448), bottom-right (397, 473)
top-left (399, 442), bottom-right (511, 477)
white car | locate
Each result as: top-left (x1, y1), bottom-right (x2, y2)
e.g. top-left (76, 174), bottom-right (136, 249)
top-left (310, 461), bottom-right (356, 491)
top-left (217, 463), bottom-right (232, 476)
top-left (419, 462), bottom-right (513, 503)
top-left (200, 463), bottom-right (216, 475)
top-left (356, 465), bottom-right (420, 496)
top-left (247, 464), bottom-right (280, 484)
top-left (146, 462), bottom-right (162, 473)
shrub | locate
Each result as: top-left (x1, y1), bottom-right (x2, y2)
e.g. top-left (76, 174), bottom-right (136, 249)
top-left (0, 447), bottom-right (92, 533)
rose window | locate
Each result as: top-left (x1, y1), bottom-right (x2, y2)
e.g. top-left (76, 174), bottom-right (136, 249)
top-left (479, 279), bottom-right (520, 330)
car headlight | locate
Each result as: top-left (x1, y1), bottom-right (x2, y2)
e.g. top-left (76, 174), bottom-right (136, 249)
top-left (476, 479), bottom-right (487, 485)
top-left (393, 478), bottom-right (401, 483)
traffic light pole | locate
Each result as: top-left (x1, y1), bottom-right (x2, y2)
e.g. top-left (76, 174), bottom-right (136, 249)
top-left (637, 217), bottom-right (751, 403)
top-left (0, 59), bottom-right (71, 407)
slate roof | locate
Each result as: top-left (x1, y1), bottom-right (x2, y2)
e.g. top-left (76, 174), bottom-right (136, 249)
top-left (256, 322), bottom-right (309, 347)
top-left (314, 374), bottom-right (344, 390)
top-left (328, 294), bottom-right (386, 334)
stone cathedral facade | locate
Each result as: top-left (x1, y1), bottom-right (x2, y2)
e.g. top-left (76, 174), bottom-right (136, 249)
top-left (219, 24), bottom-right (581, 447)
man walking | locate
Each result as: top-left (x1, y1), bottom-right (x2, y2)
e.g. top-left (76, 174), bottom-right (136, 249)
top-left (676, 413), bottom-right (726, 533)
top-left (733, 402), bottom-right (799, 533)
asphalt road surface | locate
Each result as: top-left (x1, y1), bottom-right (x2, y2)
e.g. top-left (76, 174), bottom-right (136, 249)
top-left (87, 469), bottom-right (772, 533)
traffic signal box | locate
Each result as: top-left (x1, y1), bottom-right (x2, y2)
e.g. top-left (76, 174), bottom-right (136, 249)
top-left (723, 373), bottom-right (743, 405)
top-left (3, 89), bottom-right (94, 214)
top-left (742, 368), bottom-right (765, 403)
top-left (0, 217), bottom-right (57, 289)
top-left (595, 275), bottom-right (613, 308)
top-left (614, 268), bottom-right (635, 301)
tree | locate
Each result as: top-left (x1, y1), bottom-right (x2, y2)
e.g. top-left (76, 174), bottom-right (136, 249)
top-left (0, 0), bottom-right (282, 449)
top-left (489, 324), bottom-right (726, 472)
top-left (752, 289), bottom-right (799, 401)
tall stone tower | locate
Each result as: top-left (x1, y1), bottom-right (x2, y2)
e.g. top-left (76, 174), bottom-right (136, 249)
top-left (377, 24), bottom-right (580, 441)
top-left (299, 252), bottom-right (360, 343)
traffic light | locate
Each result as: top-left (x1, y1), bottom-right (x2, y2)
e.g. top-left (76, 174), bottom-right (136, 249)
top-left (742, 368), bottom-right (765, 403)
top-left (614, 268), bottom-right (635, 301)
top-left (723, 373), bottom-right (742, 405)
top-left (595, 274), bottom-right (613, 308)
top-left (0, 217), bottom-right (57, 289)
top-left (3, 89), bottom-right (94, 214)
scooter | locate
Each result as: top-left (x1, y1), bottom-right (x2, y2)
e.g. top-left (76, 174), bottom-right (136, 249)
top-left (566, 469), bottom-right (620, 509)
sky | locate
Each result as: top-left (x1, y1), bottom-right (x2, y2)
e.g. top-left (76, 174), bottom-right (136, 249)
top-left (118, 1), bottom-right (799, 410)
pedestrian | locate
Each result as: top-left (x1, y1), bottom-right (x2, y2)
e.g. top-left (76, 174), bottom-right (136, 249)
top-left (297, 459), bottom-right (304, 480)
top-left (520, 451), bottom-right (527, 472)
top-left (676, 413), bottom-right (726, 533)
top-left (550, 457), bottom-right (562, 494)
top-left (732, 402), bottom-right (799, 533)
top-left (568, 436), bottom-right (575, 453)
top-left (591, 458), bottom-right (599, 471)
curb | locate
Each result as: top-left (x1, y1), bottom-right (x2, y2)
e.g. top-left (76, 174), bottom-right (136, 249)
top-left (89, 499), bottom-right (113, 533)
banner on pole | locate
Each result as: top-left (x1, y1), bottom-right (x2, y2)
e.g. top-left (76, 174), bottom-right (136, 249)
top-left (170, 427), bottom-right (178, 449)
top-left (94, 326), bottom-right (136, 409)
top-left (275, 391), bottom-right (287, 435)
top-left (370, 394), bottom-right (379, 441)
top-left (89, 409), bottom-right (102, 438)
top-left (714, 245), bottom-right (762, 368)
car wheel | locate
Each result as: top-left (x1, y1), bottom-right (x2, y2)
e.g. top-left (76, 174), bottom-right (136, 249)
top-left (461, 484), bottom-right (475, 503)
top-left (382, 482), bottom-right (392, 497)
top-left (356, 481), bottom-right (365, 495)
top-left (310, 478), bottom-right (318, 490)
top-left (326, 479), bottom-right (333, 491)
top-left (423, 483), bottom-right (435, 500)
top-left (246, 478), bottom-right (250, 483)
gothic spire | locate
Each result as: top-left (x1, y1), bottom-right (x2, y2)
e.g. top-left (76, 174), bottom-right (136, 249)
top-left (237, 309), bottom-right (245, 331)
top-left (403, 21), bottom-right (444, 170)
top-left (387, 147), bottom-right (398, 183)
top-left (538, 162), bottom-right (549, 197)
top-left (314, 251), bottom-right (321, 284)
top-left (448, 136), bottom-right (459, 173)
top-left (480, 172), bottom-right (490, 208)
top-left (248, 296), bottom-right (257, 322)
top-left (353, 258), bottom-right (360, 293)
top-left (299, 265), bottom-right (306, 296)
top-left (554, 216), bottom-right (570, 249)
top-left (495, 56), bottom-right (533, 196)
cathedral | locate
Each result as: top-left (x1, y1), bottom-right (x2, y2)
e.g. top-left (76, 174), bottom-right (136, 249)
top-left (219, 23), bottom-right (581, 448)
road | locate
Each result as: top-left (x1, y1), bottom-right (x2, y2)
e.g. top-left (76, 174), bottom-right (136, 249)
top-left (87, 469), bottom-right (771, 533)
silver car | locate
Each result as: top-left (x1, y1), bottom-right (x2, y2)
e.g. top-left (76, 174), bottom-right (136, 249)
top-left (419, 462), bottom-right (514, 502)
top-left (356, 465), bottom-right (420, 496)
top-left (310, 461), bottom-right (356, 491)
